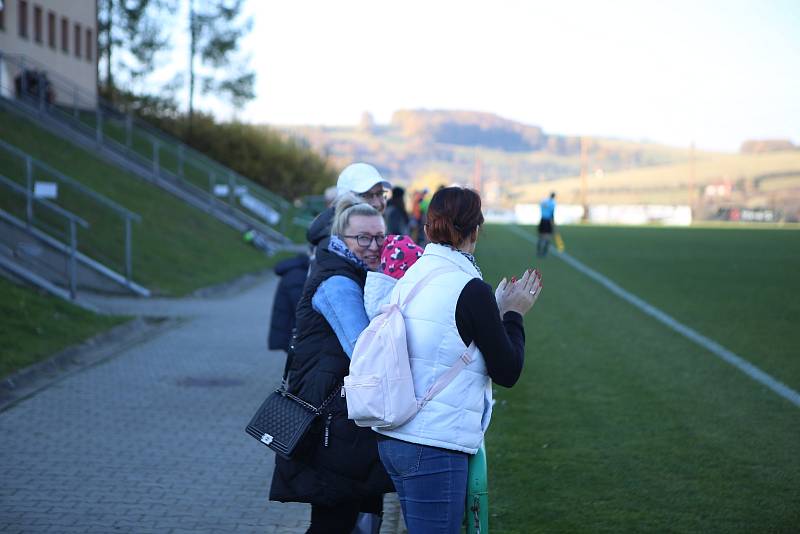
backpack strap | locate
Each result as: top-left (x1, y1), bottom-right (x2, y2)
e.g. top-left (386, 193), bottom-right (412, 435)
top-left (395, 263), bottom-right (479, 412)
top-left (417, 342), bottom-right (478, 410)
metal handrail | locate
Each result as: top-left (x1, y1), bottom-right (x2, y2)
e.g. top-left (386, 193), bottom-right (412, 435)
top-left (466, 442), bottom-right (489, 534)
top-left (0, 51), bottom-right (291, 213)
top-left (0, 138), bottom-right (141, 281)
top-left (125, 115), bottom-right (292, 210)
top-left (0, 138), bottom-right (141, 221)
top-left (1, 88), bottom-right (290, 245)
top-left (0, 172), bottom-right (87, 298)
top-left (0, 173), bottom-right (89, 228)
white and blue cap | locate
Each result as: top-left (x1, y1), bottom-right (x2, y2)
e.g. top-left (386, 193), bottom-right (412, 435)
top-left (337, 163), bottom-right (391, 195)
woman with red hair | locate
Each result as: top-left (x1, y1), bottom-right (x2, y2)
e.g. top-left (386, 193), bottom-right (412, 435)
top-left (375, 186), bottom-right (542, 533)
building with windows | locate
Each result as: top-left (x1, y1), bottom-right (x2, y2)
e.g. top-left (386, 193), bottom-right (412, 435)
top-left (0, 0), bottom-right (97, 106)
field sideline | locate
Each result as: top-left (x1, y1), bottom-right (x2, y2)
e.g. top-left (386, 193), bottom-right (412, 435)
top-left (507, 225), bottom-right (800, 408)
top-left (475, 223), bottom-right (799, 533)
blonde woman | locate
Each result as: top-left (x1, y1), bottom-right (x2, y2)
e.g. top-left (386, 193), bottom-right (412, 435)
top-left (269, 194), bottom-right (393, 533)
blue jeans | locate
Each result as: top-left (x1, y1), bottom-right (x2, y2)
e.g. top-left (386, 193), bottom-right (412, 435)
top-left (377, 436), bottom-right (468, 534)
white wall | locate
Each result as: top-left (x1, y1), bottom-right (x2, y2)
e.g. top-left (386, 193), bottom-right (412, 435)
top-left (0, 0), bottom-right (97, 106)
top-left (513, 203), bottom-right (692, 226)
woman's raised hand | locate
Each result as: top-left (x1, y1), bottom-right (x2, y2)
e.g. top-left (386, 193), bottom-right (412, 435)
top-left (495, 269), bottom-right (542, 316)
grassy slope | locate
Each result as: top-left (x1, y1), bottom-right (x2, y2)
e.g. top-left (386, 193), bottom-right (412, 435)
top-left (476, 224), bottom-right (799, 533)
top-left (0, 109), bottom-right (297, 378)
top-left (0, 108), bottom-right (271, 296)
top-left (0, 278), bottom-right (126, 380)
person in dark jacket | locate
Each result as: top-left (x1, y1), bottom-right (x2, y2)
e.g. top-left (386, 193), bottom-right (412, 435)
top-left (270, 194), bottom-right (394, 534)
top-left (268, 253), bottom-right (310, 352)
top-left (384, 186), bottom-right (410, 235)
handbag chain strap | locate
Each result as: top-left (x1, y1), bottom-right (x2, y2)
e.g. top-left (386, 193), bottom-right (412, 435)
top-left (279, 384), bottom-right (342, 415)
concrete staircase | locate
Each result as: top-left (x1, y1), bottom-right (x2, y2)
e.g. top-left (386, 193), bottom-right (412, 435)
top-left (0, 51), bottom-right (294, 250)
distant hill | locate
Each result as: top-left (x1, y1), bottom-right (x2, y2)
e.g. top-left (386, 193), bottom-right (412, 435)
top-left (273, 110), bottom-right (800, 219)
top-left (740, 139), bottom-right (797, 154)
top-left (391, 109), bottom-right (547, 152)
top-left (271, 109), bottom-right (707, 204)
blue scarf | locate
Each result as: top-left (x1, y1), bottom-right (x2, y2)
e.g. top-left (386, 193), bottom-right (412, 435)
top-left (328, 235), bottom-right (371, 271)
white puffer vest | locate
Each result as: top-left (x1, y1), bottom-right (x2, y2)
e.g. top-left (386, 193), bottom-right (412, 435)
top-left (375, 243), bottom-right (493, 454)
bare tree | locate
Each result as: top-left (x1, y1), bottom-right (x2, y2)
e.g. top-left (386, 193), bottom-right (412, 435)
top-left (187, 0), bottom-right (255, 133)
top-left (98, 0), bottom-right (173, 101)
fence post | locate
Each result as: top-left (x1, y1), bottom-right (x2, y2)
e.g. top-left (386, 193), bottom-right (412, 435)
top-left (25, 157), bottom-right (33, 226)
top-left (126, 114), bottom-right (133, 149)
top-left (228, 173), bottom-right (236, 208)
top-left (178, 144), bottom-right (184, 178)
top-left (152, 139), bottom-right (159, 175)
top-left (279, 202), bottom-right (288, 234)
top-left (466, 442), bottom-right (489, 534)
top-left (68, 219), bottom-right (78, 299)
top-left (73, 87), bottom-right (79, 118)
top-left (0, 50), bottom-right (3, 95)
top-left (38, 72), bottom-right (45, 111)
top-left (20, 57), bottom-right (27, 97)
top-left (125, 217), bottom-right (132, 283)
top-left (96, 106), bottom-right (103, 144)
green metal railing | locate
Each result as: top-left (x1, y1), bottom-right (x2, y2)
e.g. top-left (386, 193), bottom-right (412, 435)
top-left (0, 138), bottom-right (141, 283)
top-left (0, 173), bottom-right (88, 298)
top-left (0, 51), bottom-right (292, 236)
top-left (466, 442), bottom-right (489, 534)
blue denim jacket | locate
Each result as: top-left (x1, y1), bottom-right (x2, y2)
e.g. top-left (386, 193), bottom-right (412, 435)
top-left (311, 237), bottom-right (371, 358)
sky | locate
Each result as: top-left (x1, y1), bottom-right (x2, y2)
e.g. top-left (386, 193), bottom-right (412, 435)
top-left (219, 0), bottom-right (800, 153)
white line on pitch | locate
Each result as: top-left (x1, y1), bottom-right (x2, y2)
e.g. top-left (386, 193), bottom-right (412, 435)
top-left (508, 225), bottom-right (800, 409)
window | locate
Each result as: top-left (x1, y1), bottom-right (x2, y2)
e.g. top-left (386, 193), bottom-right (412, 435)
top-left (47, 10), bottom-right (54, 48)
top-left (60, 16), bottom-right (68, 52)
top-left (85, 28), bottom-right (93, 61)
top-left (73, 22), bottom-right (81, 58)
top-left (33, 4), bottom-right (41, 43)
top-left (18, 0), bottom-right (28, 39)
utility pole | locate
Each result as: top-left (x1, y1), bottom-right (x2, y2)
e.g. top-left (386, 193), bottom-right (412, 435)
top-left (688, 141), bottom-right (696, 214)
top-left (473, 153), bottom-right (482, 194)
top-left (580, 136), bottom-right (589, 221)
top-left (188, 0), bottom-right (197, 138)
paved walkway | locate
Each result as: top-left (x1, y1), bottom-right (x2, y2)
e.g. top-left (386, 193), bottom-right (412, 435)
top-left (0, 273), bottom-right (402, 533)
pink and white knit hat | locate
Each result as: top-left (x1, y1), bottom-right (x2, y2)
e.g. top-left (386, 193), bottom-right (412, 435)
top-left (380, 235), bottom-right (423, 279)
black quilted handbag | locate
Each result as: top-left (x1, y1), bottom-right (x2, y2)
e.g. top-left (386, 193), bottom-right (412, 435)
top-left (245, 385), bottom-right (340, 460)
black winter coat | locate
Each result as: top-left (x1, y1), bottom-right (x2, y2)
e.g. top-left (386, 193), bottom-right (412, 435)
top-left (268, 245), bottom-right (393, 506)
top-left (268, 254), bottom-right (310, 352)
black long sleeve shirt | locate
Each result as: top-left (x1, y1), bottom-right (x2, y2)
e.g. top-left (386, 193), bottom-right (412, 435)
top-left (454, 278), bottom-right (526, 387)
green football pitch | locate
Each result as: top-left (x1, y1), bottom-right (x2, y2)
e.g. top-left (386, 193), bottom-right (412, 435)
top-left (475, 224), bottom-right (800, 533)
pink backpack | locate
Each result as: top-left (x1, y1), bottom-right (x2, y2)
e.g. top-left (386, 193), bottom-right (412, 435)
top-left (344, 266), bottom-right (477, 429)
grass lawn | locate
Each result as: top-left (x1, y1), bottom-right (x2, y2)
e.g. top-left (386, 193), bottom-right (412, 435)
top-left (476, 224), bottom-right (800, 533)
top-left (555, 224), bottom-right (800, 393)
top-left (0, 278), bottom-right (127, 380)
